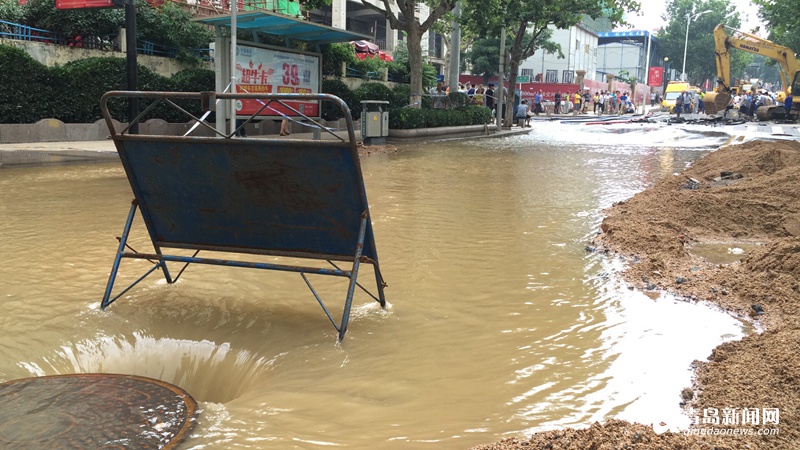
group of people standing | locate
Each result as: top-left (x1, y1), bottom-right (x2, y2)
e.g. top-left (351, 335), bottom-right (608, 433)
top-left (432, 82), bottom-right (507, 117)
top-left (552, 89), bottom-right (635, 115)
top-left (434, 83), bottom-right (649, 125)
top-left (732, 90), bottom-right (777, 118)
top-left (674, 89), bottom-right (706, 117)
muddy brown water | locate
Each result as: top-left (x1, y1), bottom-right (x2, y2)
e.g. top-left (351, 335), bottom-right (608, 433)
top-left (0, 123), bottom-right (748, 448)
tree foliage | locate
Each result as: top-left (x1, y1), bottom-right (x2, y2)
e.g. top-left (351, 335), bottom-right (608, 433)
top-left (465, 31), bottom-right (561, 83)
top-left (655, 0), bottom-right (748, 86)
top-left (0, 0), bottom-right (25, 26)
top-left (465, 36), bottom-right (505, 81)
top-left (320, 42), bottom-right (357, 76)
top-left (22, 0), bottom-right (123, 36)
top-left (462, 0), bottom-right (639, 127)
top-left (11, 0), bottom-right (212, 63)
top-left (753, 0), bottom-right (800, 54)
top-left (432, 10), bottom-right (477, 82)
top-left (134, 0), bottom-right (214, 62)
top-left (359, 0), bottom-right (458, 107)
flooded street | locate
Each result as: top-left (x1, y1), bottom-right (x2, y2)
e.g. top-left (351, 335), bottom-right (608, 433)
top-left (0, 123), bottom-right (747, 449)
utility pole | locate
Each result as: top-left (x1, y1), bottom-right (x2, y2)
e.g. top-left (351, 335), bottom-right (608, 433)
top-left (230, 0), bottom-right (238, 136)
top-left (124, 0), bottom-right (138, 134)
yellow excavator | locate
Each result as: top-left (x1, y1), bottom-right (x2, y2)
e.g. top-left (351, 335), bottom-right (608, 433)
top-left (705, 24), bottom-right (800, 121)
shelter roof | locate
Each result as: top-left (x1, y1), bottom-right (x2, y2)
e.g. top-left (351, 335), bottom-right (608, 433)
top-left (597, 30), bottom-right (659, 46)
top-left (195, 11), bottom-right (372, 45)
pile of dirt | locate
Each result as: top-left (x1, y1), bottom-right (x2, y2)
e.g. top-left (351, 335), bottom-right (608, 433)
top-left (471, 420), bottom-right (734, 450)
top-left (470, 139), bottom-right (800, 449)
top-left (596, 139), bottom-right (800, 328)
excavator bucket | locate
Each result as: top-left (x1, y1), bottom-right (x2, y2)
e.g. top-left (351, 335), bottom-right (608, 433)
top-left (704, 92), bottom-right (731, 116)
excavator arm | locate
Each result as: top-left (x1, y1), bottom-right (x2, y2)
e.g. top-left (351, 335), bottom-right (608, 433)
top-left (721, 25), bottom-right (798, 93)
top-left (706, 24), bottom-right (800, 117)
top-left (712, 24), bottom-right (733, 94)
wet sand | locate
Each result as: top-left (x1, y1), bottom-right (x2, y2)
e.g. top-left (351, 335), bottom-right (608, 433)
top-left (472, 139), bottom-right (800, 449)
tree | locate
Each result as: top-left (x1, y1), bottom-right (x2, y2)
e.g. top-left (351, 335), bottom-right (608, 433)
top-left (465, 36), bottom-right (502, 81)
top-left (463, 0), bottom-right (638, 127)
top-left (19, 0), bottom-right (213, 63)
top-left (23, 0), bottom-right (123, 37)
top-left (753, 0), bottom-right (800, 54)
top-left (360, 0), bottom-right (457, 107)
top-left (134, 0), bottom-right (214, 62)
top-left (432, 11), bottom-right (476, 82)
top-left (656, 0), bottom-right (748, 87)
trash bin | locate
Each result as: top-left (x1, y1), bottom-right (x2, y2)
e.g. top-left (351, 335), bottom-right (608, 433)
top-left (360, 100), bottom-right (389, 145)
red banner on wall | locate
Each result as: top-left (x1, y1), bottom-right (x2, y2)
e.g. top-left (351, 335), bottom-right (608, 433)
top-left (648, 67), bottom-right (664, 86)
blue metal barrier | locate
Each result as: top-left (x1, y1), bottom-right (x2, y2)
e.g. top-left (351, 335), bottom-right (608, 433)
top-left (99, 91), bottom-right (386, 340)
top-left (139, 40), bottom-right (176, 58)
top-left (0, 20), bottom-right (61, 43)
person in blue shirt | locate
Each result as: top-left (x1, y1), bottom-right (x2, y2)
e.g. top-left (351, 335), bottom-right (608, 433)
top-left (533, 91), bottom-right (543, 115)
top-left (784, 93), bottom-right (793, 120)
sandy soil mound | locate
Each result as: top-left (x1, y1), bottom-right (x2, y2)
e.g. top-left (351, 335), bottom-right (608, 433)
top-left (471, 139), bottom-right (800, 449)
top-left (472, 419), bottom-right (734, 450)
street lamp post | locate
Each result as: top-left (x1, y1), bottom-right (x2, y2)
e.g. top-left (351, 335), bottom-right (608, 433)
top-left (681, 9), bottom-right (712, 81)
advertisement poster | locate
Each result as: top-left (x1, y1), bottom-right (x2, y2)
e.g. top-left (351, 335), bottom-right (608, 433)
top-left (234, 44), bottom-right (320, 118)
top-left (648, 67), bottom-right (664, 87)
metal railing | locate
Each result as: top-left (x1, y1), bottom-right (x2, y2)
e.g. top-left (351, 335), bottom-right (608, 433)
top-left (0, 20), bottom-right (61, 44)
top-left (139, 40), bottom-right (176, 58)
top-left (0, 19), bottom-right (200, 58)
top-left (346, 66), bottom-right (380, 80)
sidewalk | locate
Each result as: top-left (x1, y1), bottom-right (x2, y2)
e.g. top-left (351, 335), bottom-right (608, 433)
top-left (0, 140), bottom-right (119, 167)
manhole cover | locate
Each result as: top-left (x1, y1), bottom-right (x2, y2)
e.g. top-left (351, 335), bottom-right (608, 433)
top-left (0, 373), bottom-right (197, 449)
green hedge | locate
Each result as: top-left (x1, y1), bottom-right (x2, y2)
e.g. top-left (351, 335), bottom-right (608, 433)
top-left (0, 45), bottom-right (56, 123)
top-left (321, 78), bottom-right (358, 121)
top-left (1, 44), bottom-right (491, 129)
top-left (388, 106), bottom-right (493, 129)
top-left (0, 45), bottom-right (214, 123)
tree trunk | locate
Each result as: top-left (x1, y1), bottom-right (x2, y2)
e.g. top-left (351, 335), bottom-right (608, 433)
top-left (505, 58), bottom-right (520, 128)
top-left (407, 25), bottom-right (424, 109)
top-left (503, 21), bottom-right (527, 128)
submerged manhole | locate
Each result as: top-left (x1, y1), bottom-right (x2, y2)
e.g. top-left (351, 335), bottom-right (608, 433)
top-left (0, 373), bottom-right (197, 449)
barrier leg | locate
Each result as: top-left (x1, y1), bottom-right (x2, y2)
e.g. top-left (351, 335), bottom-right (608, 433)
top-left (374, 266), bottom-right (386, 308)
top-left (339, 213), bottom-right (368, 341)
top-left (101, 201), bottom-right (138, 309)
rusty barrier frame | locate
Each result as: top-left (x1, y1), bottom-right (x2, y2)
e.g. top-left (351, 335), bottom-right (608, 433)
top-left (99, 91), bottom-right (386, 340)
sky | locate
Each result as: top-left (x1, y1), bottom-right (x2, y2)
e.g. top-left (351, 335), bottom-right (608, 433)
top-left (615, 0), bottom-right (764, 35)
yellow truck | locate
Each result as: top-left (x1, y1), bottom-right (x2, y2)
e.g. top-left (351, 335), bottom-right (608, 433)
top-left (662, 81), bottom-right (691, 113)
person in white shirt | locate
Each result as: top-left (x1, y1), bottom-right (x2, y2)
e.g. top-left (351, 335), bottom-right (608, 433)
top-left (515, 99), bottom-right (533, 127)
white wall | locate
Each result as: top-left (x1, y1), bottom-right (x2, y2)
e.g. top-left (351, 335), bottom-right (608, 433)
top-left (3, 40), bottom-right (210, 77)
top-left (519, 25), bottom-right (598, 83)
top-left (597, 43), bottom-right (644, 82)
